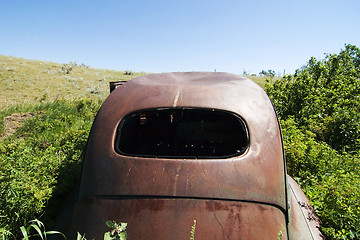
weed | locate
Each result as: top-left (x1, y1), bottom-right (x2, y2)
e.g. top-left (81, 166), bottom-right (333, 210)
top-left (276, 225), bottom-right (285, 240)
top-left (104, 220), bottom-right (127, 240)
top-left (61, 61), bottom-right (80, 74)
top-left (1, 219), bottom-right (201, 240)
top-left (190, 220), bottom-right (196, 240)
top-left (19, 219), bottom-right (65, 240)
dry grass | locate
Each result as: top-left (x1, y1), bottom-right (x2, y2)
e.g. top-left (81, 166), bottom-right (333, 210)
top-left (246, 75), bottom-right (279, 88)
top-left (0, 55), bottom-right (273, 110)
top-left (0, 112), bottom-right (36, 141)
top-left (0, 55), bottom-right (147, 109)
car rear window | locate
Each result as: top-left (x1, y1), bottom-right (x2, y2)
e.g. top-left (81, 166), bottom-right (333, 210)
top-left (115, 108), bottom-right (249, 159)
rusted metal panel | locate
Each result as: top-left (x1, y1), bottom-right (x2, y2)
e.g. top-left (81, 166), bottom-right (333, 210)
top-left (69, 198), bottom-right (287, 240)
top-left (109, 81), bottom-right (126, 93)
top-left (288, 176), bottom-right (324, 240)
top-left (66, 72), bottom-right (322, 239)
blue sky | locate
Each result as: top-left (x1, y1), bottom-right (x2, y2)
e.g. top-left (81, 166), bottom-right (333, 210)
top-left (1, 0), bottom-right (359, 75)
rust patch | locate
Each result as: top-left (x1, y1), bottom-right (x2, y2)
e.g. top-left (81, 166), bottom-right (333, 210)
top-left (205, 200), bottom-right (230, 211)
top-left (132, 199), bottom-right (165, 214)
top-left (298, 201), bottom-right (322, 223)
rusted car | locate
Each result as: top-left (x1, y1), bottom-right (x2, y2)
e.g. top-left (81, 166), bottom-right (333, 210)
top-left (66, 72), bottom-right (323, 239)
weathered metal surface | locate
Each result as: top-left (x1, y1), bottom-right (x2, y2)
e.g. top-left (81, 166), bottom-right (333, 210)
top-left (109, 81), bottom-right (126, 93)
top-left (70, 198), bottom-right (287, 239)
top-left (66, 72), bottom-right (322, 239)
top-left (80, 73), bottom-right (287, 205)
top-left (288, 176), bottom-right (324, 239)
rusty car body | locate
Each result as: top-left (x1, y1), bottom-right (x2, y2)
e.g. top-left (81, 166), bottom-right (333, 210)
top-left (66, 72), bottom-right (323, 239)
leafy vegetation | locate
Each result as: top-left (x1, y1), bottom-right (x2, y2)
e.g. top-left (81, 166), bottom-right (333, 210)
top-left (265, 44), bottom-right (360, 239)
top-left (1, 218), bottom-right (127, 240)
top-left (0, 100), bottom-right (101, 238)
top-left (104, 220), bottom-right (128, 240)
top-left (3, 218), bottom-right (198, 240)
top-left (19, 219), bottom-right (64, 240)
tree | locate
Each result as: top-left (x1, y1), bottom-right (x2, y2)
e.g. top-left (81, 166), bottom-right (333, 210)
top-left (259, 69), bottom-right (275, 78)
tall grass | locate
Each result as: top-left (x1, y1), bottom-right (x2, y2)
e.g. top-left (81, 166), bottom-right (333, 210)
top-left (0, 100), bottom-right (101, 238)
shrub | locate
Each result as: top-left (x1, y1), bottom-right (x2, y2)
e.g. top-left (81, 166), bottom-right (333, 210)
top-left (265, 44), bottom-right (360, 153)
top-left (61, 61), bottom-right (78, 74)
top-left (123, 70), bottom-right (134, 75)
top-left (280, 118), bottom-right (360, 239)
top-left (0, 99), bottom-right (101, 238)
top-left (265, 44), bottom-right (360, 239)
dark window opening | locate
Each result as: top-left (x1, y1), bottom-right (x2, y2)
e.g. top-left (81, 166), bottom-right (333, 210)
top-left (115, 108), bottom-right (249, 158)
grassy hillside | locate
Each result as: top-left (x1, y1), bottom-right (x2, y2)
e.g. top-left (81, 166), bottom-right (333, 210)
top-left (0, 55), bottom-right (270, 110)
top-left (0, 55), bottom-right (146, 109)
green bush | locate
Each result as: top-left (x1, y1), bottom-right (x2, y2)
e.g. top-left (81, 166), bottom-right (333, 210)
top-left (266, 44), bottom-right (360, 153)
top-left (265, 44), bottom-right (360, 239)
top-left (280, 118), bottom-right (360, 239)
top-left (0, 99), bottom-right (101, 238)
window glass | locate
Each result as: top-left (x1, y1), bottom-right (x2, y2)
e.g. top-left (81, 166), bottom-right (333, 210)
top-left (115, 108), bottom-right (248, 158)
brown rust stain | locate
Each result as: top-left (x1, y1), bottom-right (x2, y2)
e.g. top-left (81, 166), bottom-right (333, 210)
top-left (70, 73), bottom-right (299, 239)
top-left (205, 200), bottom-right (230, 211)
top-left (132, 199), bottom-right (165, 214)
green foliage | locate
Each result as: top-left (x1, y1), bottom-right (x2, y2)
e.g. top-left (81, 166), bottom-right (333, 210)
top-left (104, 220), bottom-right (127, 240)
top-left (276, 225), bottom-right (285, 240)
top-left (1, 219), bottom-right (122, 240)
top-left (0, 99), bottom-right (101, 239)
top-left (0, 219), bottom-right (200, 240)
top-left (19, 219), bottom-right (65, 240)
top-left (280, 118), bottom-right (360, 238)
top-left (266, 44), bottom-right (360, 153)
top-left (265, 44), bottom-right (360, 239)
top-left (76, 232), bottom-right (87, 240)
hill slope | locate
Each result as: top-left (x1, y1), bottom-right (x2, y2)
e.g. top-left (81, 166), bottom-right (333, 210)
top-left (0, 55), bottom-right (271, 110)
top-left (0, 55), bottom-right (146, 109)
